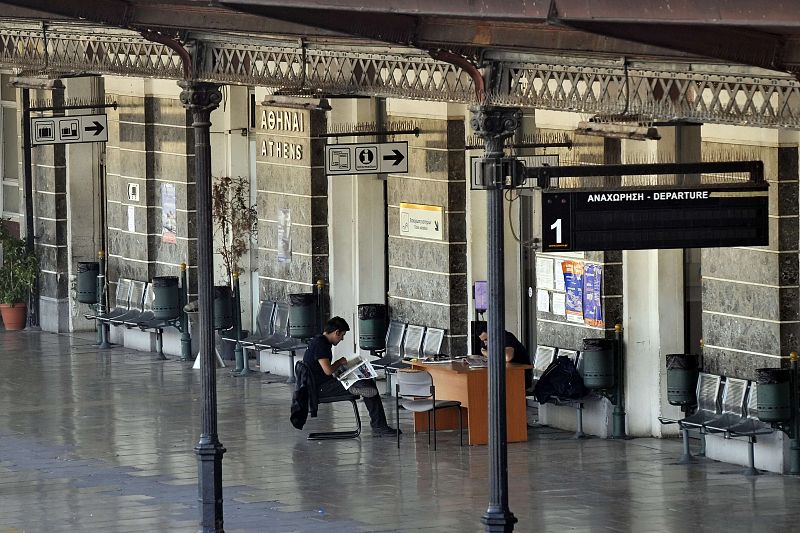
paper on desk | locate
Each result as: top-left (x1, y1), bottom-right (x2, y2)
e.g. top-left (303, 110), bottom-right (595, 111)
top-left (536, 289), bottom-right (550, 313)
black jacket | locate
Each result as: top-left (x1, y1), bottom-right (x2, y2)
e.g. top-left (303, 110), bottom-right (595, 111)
top-left (290, 361), bottom-right (319, 429)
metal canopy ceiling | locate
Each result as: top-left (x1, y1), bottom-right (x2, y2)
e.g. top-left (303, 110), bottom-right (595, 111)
top-left (5, 0), bottom-right (800, 72)
top-left (3, 1), bottom-right (800, 128)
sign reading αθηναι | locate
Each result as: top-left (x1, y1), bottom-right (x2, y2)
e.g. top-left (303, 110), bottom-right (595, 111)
top-left (399, 203), bottom-right (443, 241)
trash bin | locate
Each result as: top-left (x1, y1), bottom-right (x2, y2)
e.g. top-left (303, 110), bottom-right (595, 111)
top-left (666, 354), bottom-right (700, 405)
top-left (213, 285), bottom-right (234, 330)
top-left (581, 338), bottom-right (616, 389)
top-left (358, 303), bottom-right (386, 351)
top-left (152, 276), bottom-right (181, 320)
top-left (76, 262), bottom-right (100, 304)
top-left (756, 367), bottom-right (792, 422)
top-left (289, 293), bottom-right (316, 339)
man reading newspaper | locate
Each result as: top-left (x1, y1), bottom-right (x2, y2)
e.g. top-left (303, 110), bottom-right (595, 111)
top-left (302, 316), bottom-right (400, 437)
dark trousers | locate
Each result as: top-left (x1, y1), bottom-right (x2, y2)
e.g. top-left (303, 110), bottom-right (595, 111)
top-left (318, 378), bottom-right (388, 429)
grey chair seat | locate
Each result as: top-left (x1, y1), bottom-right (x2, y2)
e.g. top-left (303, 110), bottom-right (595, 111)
top-left (399, 398), bottom-right (461, 412)
top-left (109, 309), bottom-right (142, 326)
top-left (125, 311), bottom-right (153, 327)
top-left (727, 418), bottom-right (774, 437)
top-left (679, 410), bottom-right (719, 429)
top-left (703, 413), bottom-right (746, 433)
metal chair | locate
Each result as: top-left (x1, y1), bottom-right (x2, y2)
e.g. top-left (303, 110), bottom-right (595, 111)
top-left (385, 324), bottom-right (425, 390)
top-left (86, 278), bottom-right (132, 321)
top-left (233, 300), bottom-right (275, 347)
top-left (395, 369), bottom-right (462, 450)
top-left (726, 383), bottom-right (776, 476)
top-left (421, 327), bottom-right (446, 359)
top-left (109, 281), bottom-right (147, 326)
top-left (295, 360), bottom-right (361, 440)
top-left (660, 373), bottom-right (722, 463)
top-left (531, 345), bottom-right (557, 387)
top-left (124, 283), bottom-right (154, 328)
top-left (371, 320), bottom-right (406, 395)
top-left (703, 377), bottom-right (749, 434)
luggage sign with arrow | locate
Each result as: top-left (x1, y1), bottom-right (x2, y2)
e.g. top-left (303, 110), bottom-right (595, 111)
top-left (30, 114), bottom-right (108, 146)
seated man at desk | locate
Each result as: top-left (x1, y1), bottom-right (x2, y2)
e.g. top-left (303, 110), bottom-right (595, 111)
top-left (478, 324), bottom-right (532, 391)
top-left (303, 316), bottom-right (400, 437)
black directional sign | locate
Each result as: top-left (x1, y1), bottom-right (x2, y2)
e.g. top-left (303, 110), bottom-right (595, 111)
top-left (30, 113), bottom-right (108, 146)
top-left (325, 141), bottom-right (409, 175)
top-left (540, 183), bottom-right (769, 252)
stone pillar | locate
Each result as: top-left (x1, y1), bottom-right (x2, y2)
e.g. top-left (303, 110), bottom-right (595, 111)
top-left (255, 101), bottom-right (328, 303)
top-left (32, 87), bottom-right (69, 332)
top-left (104, 78), bottom-right (198, 336)
top-left (701, 132), bottom-right (799, 377)
top-left (622, 125), bottom-right (700, 437)
top-left (386, 104), bottom-right (468, 354)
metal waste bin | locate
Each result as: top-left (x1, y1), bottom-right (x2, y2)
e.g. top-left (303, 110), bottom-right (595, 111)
top-left (756, 367), bottom-right (792, 422)
top-left (76, 262), bottom-right (100, 304)
top-left (213, 285), bottom-right (234, 330)
top-left (581, 338), bottom-right (615, 389)
top-left (289, 293), bottom-right (315, 339)
top-left (152, 276), bottom-right (181, 320)
top-left (666, 354), bottom-right (700, 405)
top-left (358, 303), bottom-right (387, 351)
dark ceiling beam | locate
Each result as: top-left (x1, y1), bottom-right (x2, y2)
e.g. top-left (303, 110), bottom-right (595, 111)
top-left (0, 0), bottom-right (133, 27)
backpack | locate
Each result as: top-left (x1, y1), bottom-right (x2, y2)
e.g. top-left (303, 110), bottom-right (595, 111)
top-left (534, 355), bottom-right (588, 404)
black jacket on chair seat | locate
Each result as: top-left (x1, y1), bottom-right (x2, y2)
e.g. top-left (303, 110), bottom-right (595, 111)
top-left (290, 361), bottom-right (319, 429)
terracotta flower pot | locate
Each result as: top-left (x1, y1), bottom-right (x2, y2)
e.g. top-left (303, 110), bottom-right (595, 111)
top-left (0, 303), bottom-right (27, 331)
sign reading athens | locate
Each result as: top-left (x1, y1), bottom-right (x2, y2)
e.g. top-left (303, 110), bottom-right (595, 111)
top-left (258, 108), bottom-right (306, 161)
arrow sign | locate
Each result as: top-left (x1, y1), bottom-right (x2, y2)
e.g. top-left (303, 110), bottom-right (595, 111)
top-left (382, 149), bottom-right (405, 166)
top-left (325, 141), bottom-right (408, 175)
top-left (85, 120), bottom-right (105, 136)
top-left (31, 113), bottom-right (108, 146)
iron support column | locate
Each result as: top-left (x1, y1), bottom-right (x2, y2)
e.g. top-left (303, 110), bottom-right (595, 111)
top-left (612, 324), bottom-right (627, 438)
top-left (97, 250), bottom-right (110, 348)
top-left (21, 88), bottom-right (40, 330)
top-left (473, 106), bottom-right (520, 533)
top-left (180, 262), bottom-right (192, 361)
top-left (179, 80), bottom-right (226, 533)
top-left (790, 351), bottom-right (799, 474)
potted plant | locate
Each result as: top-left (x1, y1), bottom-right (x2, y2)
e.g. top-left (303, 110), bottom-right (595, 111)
top-left (0, 222), bottom-right (38, 330)
top-left (211, 175), bottom-right (258, 286)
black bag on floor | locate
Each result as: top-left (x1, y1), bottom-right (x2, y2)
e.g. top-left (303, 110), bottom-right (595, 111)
top-left (534, 355), bottom-right (588, 405)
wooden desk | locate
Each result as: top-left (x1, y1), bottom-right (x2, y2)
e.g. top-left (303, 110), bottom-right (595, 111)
top-left (408, 361), bottom-right (529, 446)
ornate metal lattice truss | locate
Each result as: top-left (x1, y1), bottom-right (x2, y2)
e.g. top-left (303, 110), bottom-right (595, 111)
top-left (2, 21), bottom-right (800, 129)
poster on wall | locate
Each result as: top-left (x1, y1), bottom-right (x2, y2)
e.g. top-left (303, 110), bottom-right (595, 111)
top-left (277, 208), bottom-right (292, 263)
top-left (562, 260), bottom-right (584, 323)
top-left (535, 256), bottom-right (554, 289)
top-left (583, 264), bottom-right (603, 328)
top-left (161, 183), bottom-right (177, 244)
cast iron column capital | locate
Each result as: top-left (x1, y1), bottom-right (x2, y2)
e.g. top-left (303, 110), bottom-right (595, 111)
top-left (470, 106), bottom-right (522, 157)
top-left (179, 81), bottom-right (222, 115)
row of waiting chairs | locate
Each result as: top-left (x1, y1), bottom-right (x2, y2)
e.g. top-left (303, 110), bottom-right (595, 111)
top-left (223, 300), bottom-right (308, 353)
top-left (85, 278), bottom-right (181, 357)
top-left (371, 321), bottom-right (446, 395)
top-left (659, 373), bottom-right (773, 475)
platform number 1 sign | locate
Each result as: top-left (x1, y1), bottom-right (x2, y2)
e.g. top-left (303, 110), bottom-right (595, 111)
top-left (541, 192), bottom-right (572, 252)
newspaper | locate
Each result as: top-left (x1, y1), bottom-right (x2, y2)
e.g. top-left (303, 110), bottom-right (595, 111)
top-left (333, 355), bottom-right (378, 390)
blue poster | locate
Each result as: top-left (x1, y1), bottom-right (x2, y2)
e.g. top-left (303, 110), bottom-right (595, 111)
top-left (583, 264), bottom-right (603, 327)
top-left (562, 261), bottom-right (584, 324)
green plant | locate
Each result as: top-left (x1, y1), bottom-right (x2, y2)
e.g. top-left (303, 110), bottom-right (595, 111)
top-left (0, 222), bottom-right (38, 304)
top-left (211, 176), bottom-right (258, 285)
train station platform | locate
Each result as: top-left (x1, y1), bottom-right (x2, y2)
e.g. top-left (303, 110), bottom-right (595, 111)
top-left (1, 328), bottom-right (799, 532)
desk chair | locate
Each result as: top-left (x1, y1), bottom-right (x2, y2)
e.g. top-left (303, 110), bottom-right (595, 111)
top-left (395, 369), bottom-right (462, 450)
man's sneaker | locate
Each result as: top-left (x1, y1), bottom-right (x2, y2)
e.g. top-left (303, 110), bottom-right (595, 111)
top-left (372, 426), bottom-right (402, 438)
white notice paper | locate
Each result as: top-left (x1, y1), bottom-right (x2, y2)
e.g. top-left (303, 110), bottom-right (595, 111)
top-left (554, 260), bottom-right (566, 292)
top-left (552, 292), bottom-right (567, 316)
top-left (127, 205), bottom-right (135, 233)
top-left (536, 289), bottom-right (550, 313)
top-left (535, 257), bottom-right (554, 289)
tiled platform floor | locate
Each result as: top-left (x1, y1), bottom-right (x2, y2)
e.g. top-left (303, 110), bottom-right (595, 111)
top-left (1, 329), bottom-right (800, 532)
